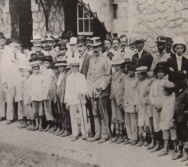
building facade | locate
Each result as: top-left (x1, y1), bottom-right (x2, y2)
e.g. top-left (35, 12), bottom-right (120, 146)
top-left (1, 0), bottom-right (188, 51)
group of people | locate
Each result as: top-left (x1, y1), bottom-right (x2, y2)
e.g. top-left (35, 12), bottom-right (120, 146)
top-left (0, 30), bottom-right (188, 164)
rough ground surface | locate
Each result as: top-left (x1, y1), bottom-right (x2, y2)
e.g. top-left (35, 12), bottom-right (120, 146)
top-left (0, 121), bottom-right (186, 167)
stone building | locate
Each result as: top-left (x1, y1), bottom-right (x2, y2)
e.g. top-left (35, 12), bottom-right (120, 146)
top-left (1, 0), bottom-right (188, 52)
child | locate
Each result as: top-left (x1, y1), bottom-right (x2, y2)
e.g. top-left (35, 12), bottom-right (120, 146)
top-left (110, 58), bottom-right (125, 144)
top-left (29, 61), bottom-right (44, 131)
top-left (123, 62), bottom-right (138, 145)
top-left (158, 80), bottom-right (176, 157)
top-left (149, 62), bottom-right (168, 152)
top-left (22, 66), bottom-right (33, 130)
top-left (41, 56), bottom-right (54, 132)
top-left (47, 62), bottom-right (60, 133)
top-left (146, 71), bottom-right (155, 150)
top-left (16, 64), bottom-right (28, 128)
top-left (65, 59), bottom-right (88, 141)
top-left (54, 57), bottom-right (71, 137)
top-left (135, 66), bottom-right (151, 147)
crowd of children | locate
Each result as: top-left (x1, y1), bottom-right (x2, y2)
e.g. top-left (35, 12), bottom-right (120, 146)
top-left (1, 31), bottom-right (188, 165)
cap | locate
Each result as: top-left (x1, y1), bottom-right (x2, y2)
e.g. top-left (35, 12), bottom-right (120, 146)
top-left (90, 37), bottom-right (102, 47)
top-left (136, 66), bottom-right (148, 73)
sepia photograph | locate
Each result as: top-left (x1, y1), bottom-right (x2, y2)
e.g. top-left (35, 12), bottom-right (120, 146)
top-left (0, 0), bottom-right (188, 166)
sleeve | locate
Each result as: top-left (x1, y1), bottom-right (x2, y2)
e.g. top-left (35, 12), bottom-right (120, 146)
top-left (134, 83), bottom-right (139, 106)
top-left (100, 59), bottom-right (112, 90)
top-left (80, 74), bottom-right (88, 95)
top-left (149, 82), bottom-right (154, 105)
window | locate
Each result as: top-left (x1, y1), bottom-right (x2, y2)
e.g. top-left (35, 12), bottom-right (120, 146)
top-left (77, 4), bottom-right (94, 36)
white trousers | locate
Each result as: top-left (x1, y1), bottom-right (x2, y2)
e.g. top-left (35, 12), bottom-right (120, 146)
top-left (69, 104), bottom-right (88, 138)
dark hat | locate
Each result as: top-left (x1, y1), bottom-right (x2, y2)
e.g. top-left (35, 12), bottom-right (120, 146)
top-left (77, 36), bottom-right (86, 46)
top-left (86, 37), bottom-right (91, 43)
top-left (6, 38), bottom-right (21, 45)
top-left (42, 56), bottom-right (53, 63)
top-left (155, 36), bottom-right (166, 43)
top-left (166, 37), bottom-right (173, 44)
top-left (55, 57), bottom-right (67, 66)
top-left (0, 32), bottom-right (5, 40)
top-left (29, 52), bottom-right (44, 62)
top-left (59, 41), bottom-right (67, 50)
top-left (51, 62), bottom-right (58, 69)
top-left (134, 39), bottom-right (146, 44)
top-left (90, 37), bottom-right (102, 47)
top-left (136, 66), bottom-right (148, 73)
top-left (127, 62), bottom-right (137, 71)
top-left (154, 62), bottom-right (167, 75)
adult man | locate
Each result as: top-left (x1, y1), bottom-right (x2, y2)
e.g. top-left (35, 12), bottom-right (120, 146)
top-left (103, 38), bottom-right (112, 57)
top-left (43, 35), bottom-right (59, 61)
top-left (151, 36), bottom-right (170, 70)
top-left (87, 37), bottom-right (112, 144)
top-left (0, 33), bottom-right (6, 121)
top-left (166, 37), bottom-right (173, 54)
top-left (132, 38), bottom-right (153, 70)
top-left (111, 38), bottom-right (121, 55)
top-left (77, 36), bottom-right (92, 78)
top-left (27, 35), bottom-right (49, 59)
top-left (1, 39), bottom-right (28, 124)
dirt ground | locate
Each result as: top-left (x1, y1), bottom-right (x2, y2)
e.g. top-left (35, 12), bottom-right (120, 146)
top-left (0, 142), bottom-right (98, 167)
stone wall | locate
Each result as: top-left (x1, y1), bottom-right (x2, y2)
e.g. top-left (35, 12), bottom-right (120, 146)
top-left (113, 0), bottom-right (188, 53)
top-left (0, 0), bottom-right (11, 38)
top-left (32, 0), bottom-right (65, 38)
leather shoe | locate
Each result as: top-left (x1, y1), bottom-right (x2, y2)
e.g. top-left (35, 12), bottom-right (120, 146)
top-left (116, 136), bottom-right (124, 144)
top-left (130, 140), bottom-right (138, 146)
top-left (110, 136), bottom-right (118, 143)
top-left (6, 120), bottom-right (13, 125)
top-left (88, 136), bottom-right (100, 142)
top-left (181, 153), bottom-right (188, 162)
top-left (56, 129), bottom-right (65, 136)
top-left (98, 138), bottom-right (108, 144)
top-left (61, 130), bottom-right (71, 137)
top-left (71, 136), bottom-right (78, 142)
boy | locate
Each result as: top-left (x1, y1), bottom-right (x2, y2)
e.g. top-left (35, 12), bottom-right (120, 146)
top-left (110, 58), bottom-right (125, 144)
top-left (123, 62), bottom-right (138, 145)
top-left (29, 61), bottom-right (44, 131)
top-left (135, 66), bottom-right (151, 147)
top-left (65, 59), bottom-right (88, 141)
top-left (158, 80), bottom-right (176, 157)
top-left (41, 56), bottom-right (54, 132)
top-left (54, 57), bottom-right (71, 137)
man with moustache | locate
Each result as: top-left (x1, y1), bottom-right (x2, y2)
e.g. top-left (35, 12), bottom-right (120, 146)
top-left (132, 38), bottom-right (153, 70)
top-left (86, 37), bottom-right (93, 55)
top-left (103, 38), bottom-right (112, 57)
top-left (87, 37), bottom-right (112, 144)
top-left (151, 36), bottom-right (170, 70)
top-left (27, 35), bottom-right (49, 59)
top-left (111, 38), bottom-right (121, 58)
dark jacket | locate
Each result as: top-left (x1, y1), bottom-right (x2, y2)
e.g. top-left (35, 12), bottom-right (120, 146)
top-left (80, 53), bottom-right (92, 79)
top-left (166, 53), bottom-right (188, 82)
top-left (174, 88), bottom-right (188, 122)
top-left (132, 50), bottom-right (153, 70)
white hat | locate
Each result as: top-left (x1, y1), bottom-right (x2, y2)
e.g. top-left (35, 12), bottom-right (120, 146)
top-left (68, 37), bottom-right (77, 45)
top-left (55, 57), bottom-right (67, 66)
top-left (30, 35), bottom-right (42, 43)
top-left (30, 61), bottom-right (40, 68)
top-left (136, 66), bottom-right (148, 73)
top-left (90, 37), bottom-right (102, 47)
top-left (172, 36), bottom-right (186, 53)
top-left (111, 57), bottom-right (125, 65)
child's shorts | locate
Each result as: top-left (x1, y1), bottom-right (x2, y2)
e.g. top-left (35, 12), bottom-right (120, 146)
top-left (162, 127), bottom-right (177, 141)
top-left (32, 101), bottom-right (44, 117)
top-left (111, 98), bottom-right (124, 124)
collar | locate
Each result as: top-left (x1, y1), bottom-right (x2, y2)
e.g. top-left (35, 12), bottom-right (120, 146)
top-left (138, 49), bottom-right (144, 55)
top-left (176, 54), bottom-right (183, 60)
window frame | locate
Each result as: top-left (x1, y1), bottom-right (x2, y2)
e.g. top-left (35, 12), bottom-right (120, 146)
top-left (77, 4), bottom-right (94, 36)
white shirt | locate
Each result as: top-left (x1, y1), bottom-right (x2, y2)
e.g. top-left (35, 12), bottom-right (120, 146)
top-left (65, 72), bottom-right (88, 105)
top-left (138, 49), bottom-right (144, 59)
top-left (176, 54), bottom-right (183, 71)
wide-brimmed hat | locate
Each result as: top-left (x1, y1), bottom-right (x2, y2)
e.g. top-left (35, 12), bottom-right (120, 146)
top-left (111, 57), bottom-right (125, 65)
top-left (154, 62), bottom-right (167, 75)
top-left (42, 56), bottom-right (53, 62)
top-left (172, 36), bottom-right (186, 53)
top-left (53, 34), bottom-right (61, 41)
top-left (155, 36), bottom-right (166, 43)
top-left (128, 36), bottom-right (136, 46)
top-left (77, 36), bottom-right (86, 46)
top-left (166, 37), bottom-right (173, 45)
top-left (68, 37), bottom-right (77, 46)
top-left (136, 66), bottom-right (148, 73)
top-left (90, 37), bottom-right (102, 47)
top-left (30, 35), bottom-right (43, 43)
top-left (30, 61), bottom-right (40, 68)
top-left (44, 35), bottom-right (54, 42)
top-left (70, 58), bottom-right (80, 66)
top-left (0, 32), bottom-right (5, 40)
top-left (134, 38), bottom-right (146, 45)
top-left (55, 57), bottom-right (67, 66)
top-left (6, 38), bottom-right (21, 45)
